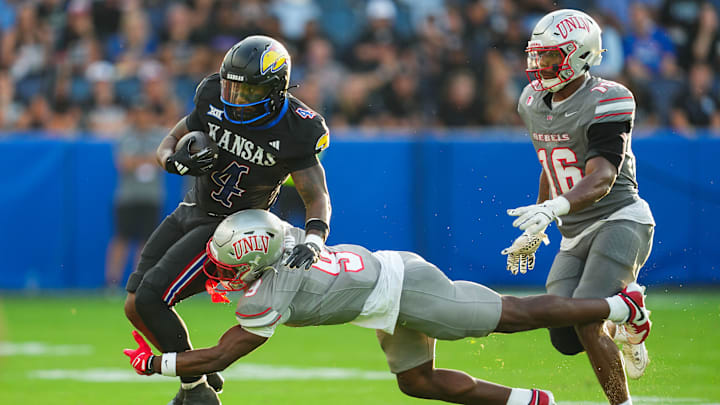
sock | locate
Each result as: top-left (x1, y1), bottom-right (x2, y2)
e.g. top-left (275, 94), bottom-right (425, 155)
top-left (506, 388), bottom-right (532, 405)
top-left (618, 399), bottom-right (633, 405)
top-left (605, 295), bottom-right (630, 322)
top-left (181, 375), bottom-right (207, 390)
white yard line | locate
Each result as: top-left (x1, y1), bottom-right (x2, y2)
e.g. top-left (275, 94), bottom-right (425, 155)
top-left (0, 342), bottom-right (93, 356)
top-left (27, 366), bottom-right (720, 404)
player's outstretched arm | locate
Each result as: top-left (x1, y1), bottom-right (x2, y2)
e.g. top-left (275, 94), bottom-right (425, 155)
top-left (124, 326), bottom-right (267, 377)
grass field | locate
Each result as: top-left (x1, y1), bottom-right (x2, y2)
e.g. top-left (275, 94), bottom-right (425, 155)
top-left (1, 288), bottom-right (718, 405)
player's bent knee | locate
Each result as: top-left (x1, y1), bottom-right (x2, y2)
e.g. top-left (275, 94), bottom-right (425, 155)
top-left (549, 327), bottom-right (584, 355)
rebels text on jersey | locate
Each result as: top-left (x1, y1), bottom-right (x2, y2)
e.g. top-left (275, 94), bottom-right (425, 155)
top-left (185, 73), bottom-right (330, 215)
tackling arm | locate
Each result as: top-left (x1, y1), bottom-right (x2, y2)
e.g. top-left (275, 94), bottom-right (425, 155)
top-left (152, 326), bottom-right (267, 376)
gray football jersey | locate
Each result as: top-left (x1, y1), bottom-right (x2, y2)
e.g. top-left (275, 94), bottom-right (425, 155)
top-left (517, 75), bottom-right (642, 237)
top-left (233, 233), bottom-right (382, 330)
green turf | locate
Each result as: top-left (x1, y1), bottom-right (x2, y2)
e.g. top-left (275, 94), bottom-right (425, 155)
top-left (1, 289), bottom-right (718, 404)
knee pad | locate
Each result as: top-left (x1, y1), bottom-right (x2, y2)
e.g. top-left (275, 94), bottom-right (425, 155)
top-left (549, 327), bottom-right (584, 355)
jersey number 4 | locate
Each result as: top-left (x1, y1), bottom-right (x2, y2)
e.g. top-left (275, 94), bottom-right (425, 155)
top-left (538, 148), bottom-right (584, 198)
top-left (211, 162), bottom-right (250, 208)
top-left (312, 251), bottom-right (365, 275)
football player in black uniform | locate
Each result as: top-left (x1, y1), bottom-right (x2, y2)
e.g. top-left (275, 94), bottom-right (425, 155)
top-left (123, 35), bottom-right (332, 405)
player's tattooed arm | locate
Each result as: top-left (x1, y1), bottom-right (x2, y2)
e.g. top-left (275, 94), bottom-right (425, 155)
top-left (292, 163), bottom-right (332, 241)
top-left (156, 116), bottom-right (190, 170)
top-left (560, 156), bottom-right (618, 213)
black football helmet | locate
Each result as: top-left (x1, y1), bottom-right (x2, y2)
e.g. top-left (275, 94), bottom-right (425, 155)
top-left (220, 35), bottom-right (291, 125)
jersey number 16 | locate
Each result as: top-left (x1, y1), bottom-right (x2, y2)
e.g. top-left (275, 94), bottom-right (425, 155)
top-left (538, 147), bottom-right (584, 198)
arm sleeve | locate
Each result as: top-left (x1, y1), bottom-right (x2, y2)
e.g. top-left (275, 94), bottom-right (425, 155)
top-left (586, 121), bottom-right (630, 170)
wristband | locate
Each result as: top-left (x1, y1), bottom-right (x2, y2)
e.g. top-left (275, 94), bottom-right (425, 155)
top-left (305, 218), bottom-right (329, 239)
top-left (547, 196), bottom-right (571, 216)
top-left (161, 352), bottom-right (177, 376)
top-left (304, 234), bottom-right (324, 248)
top-left (147, 354), bottom-right (156, 374)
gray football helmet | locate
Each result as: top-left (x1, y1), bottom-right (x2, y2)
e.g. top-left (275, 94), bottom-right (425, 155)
top-left (205, 209), bottom-right (286, 291)
top-left (525, 9), bottom-right (604, 92)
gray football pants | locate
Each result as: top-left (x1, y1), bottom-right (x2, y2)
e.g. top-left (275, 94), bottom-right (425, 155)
top-left (377, 251), bottom-right (502, 373)
top-left (546, 219), bottom-right (654, 355)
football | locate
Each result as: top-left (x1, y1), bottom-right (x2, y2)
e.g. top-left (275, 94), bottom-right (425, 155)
top-left (176, 130), bottom-right (219, 157)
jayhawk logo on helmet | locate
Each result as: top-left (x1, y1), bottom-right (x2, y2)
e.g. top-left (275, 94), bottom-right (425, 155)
top-left (260, 44), bottom-right (289, 75)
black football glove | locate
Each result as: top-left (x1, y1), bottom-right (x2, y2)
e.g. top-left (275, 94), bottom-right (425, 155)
top-left (166, 138), bottom-right (216, 176)
top-left (284, 242), bottom-right (321, 270)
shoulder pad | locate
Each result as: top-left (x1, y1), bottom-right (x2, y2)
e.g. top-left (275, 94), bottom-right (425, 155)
top-left (235, 301), bottom-right (282, 328)
top-left (587, 80), bottom-right (635, 124)
top-left (193, 73), bottom-right (221, 106)
top-left (288, 97), bottom-right (330, 153)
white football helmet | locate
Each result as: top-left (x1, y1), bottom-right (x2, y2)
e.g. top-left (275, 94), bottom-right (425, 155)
top-left (204, 209), bottom-right (286, 291)
top-left (525, 9), bottom-right (605, 92)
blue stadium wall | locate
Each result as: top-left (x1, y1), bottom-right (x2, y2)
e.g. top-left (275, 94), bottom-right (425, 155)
top-left (1, 130), bottom-right (718, 290)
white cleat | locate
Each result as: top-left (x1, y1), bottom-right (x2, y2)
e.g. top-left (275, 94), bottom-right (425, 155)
top-left (615, 324), bottom-right (650, 379)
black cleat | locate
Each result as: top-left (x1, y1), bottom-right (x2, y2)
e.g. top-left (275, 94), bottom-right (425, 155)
top-left (182, 381), bottom-right (221, 405)
top-left (206, 372), bottom-right (224, 393)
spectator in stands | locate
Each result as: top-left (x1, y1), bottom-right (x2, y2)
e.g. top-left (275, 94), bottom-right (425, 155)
top-left (105, 100), bottom-right (166, 291)
top-left (689, 2), bottom-right (720, 67)
top-left (7, 3), bottom-right (53, 103)
top-left (377, 70), bottom-right (423, 128)
top-left (346, 0), bottom-right (402, 73)
top-left (157, 3), bottom-right (196, 77)
top-left (294, 36), bottom-right (346, 115)
top-left (436, 69), bottom-right (485, 127)
top-left (483, 50), bottom-right (522, 126)
top-left (84, 61), bottom-right (127, 139)
top-left (15, 95), bottom-right (53, 132)
top-left (106, 9), bottom-right (157, 77)
top-left (137, 60), bottom-right (180, 128)
top-left (670, 63), bottom-right (720, 133)
top-left (0, 69), bottom-right (23, 130)
top-left (332, 74), bottom-right (380, 128)
top-left (623, 2), bottom-right (682, 125)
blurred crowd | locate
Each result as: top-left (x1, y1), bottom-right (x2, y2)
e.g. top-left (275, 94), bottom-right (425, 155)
top-left (1, 0), bottom-right (719, 137)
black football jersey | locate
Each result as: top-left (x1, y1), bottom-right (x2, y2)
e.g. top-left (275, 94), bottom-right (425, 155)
top-left (184, 73), bottom-right (330, 215)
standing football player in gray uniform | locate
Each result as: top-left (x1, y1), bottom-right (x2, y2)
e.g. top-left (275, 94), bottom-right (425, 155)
top-left (502, 9), bottom-right (655, 405)
top-left (124, 209), bottom-right (651, 405)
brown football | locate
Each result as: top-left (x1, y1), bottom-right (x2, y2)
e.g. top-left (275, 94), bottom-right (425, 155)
top-left (176, 131), bottom-right (219, 157)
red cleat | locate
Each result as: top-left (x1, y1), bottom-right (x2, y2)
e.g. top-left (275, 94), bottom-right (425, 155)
top-left (618, 282), bottom-right (652, 344)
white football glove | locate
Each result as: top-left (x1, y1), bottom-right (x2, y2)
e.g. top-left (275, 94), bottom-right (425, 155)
top-left (501, 231), bottom-right (550, 275)
top-left (507, 196), bottom-right (571, 235)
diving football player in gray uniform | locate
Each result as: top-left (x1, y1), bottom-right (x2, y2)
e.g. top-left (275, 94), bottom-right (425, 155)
top-left (125, 209), bottom-right (651, 405)
top-left (502, 9), bottom-right (655, 405)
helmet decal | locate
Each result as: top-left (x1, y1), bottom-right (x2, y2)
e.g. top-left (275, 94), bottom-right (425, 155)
top-left (233, 235), bottom-right (270, 260)
top-left (260, 44), bottom-right (289, 75)
top-left (555, 16), bottom-right (593, 39)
